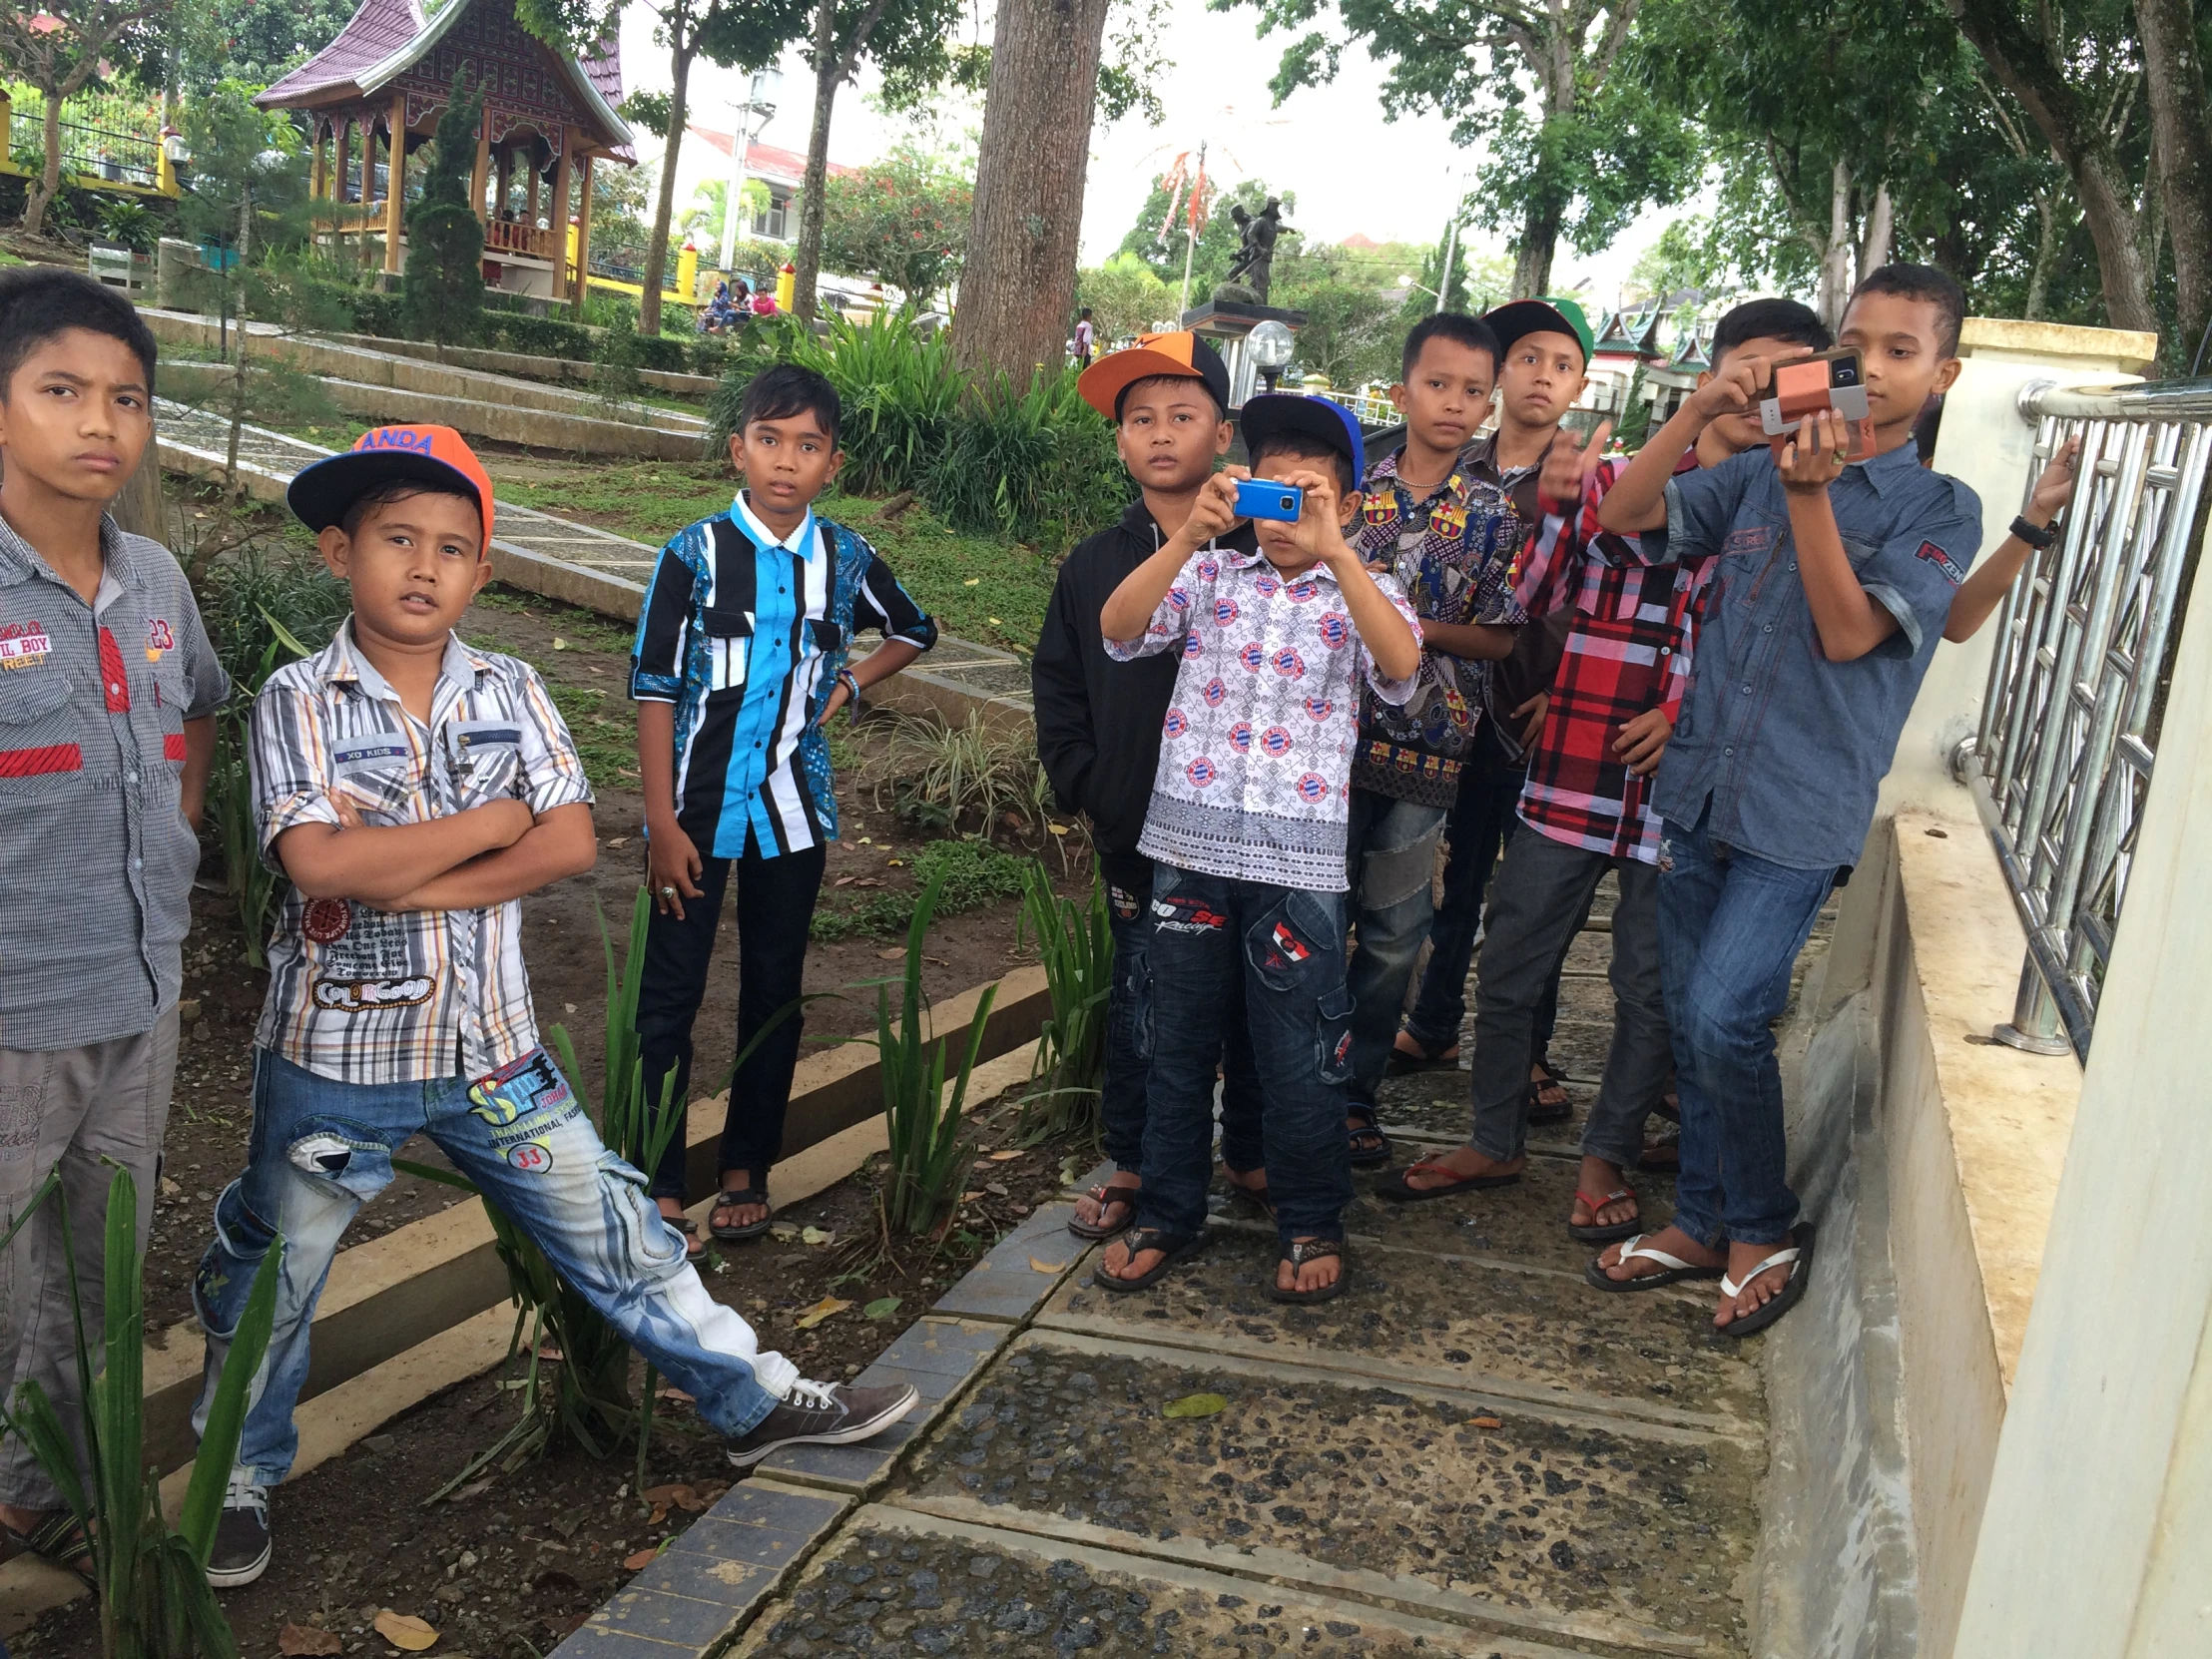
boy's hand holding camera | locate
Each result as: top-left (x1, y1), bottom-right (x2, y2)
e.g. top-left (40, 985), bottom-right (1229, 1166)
top-left (1097, 468), bottom-right (1247, 644)
top-left (1777, 407), bottom-right (1854, 494)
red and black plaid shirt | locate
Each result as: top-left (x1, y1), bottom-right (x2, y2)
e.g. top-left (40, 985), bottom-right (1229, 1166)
top-left (1507, 452), bottom-right (1709, 863)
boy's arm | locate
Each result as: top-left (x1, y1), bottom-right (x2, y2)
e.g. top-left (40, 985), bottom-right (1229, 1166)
top-left (1597, 349), bottom-right (1790, 534)
top-left (383, 804), bottom-right (597, 910)
top-left (631, 542), bottom-right (705, 916)
top-left (1295, 469), bottom-right (1421, 683)
top-left (819, 540), bottom-right (935, 721)
top-left (1783, 410), bottom-right (1923, 661)
top-left (173, 579), bottom-right (230, 831)
top-left (181, 716), bottom-right (216, 830)
top-left (1100, 473), bottom-right (1242, 643)
top-left (1031, 572), bottom-right (1097, 815)
top-left (1944, 436), bottom-right (2081, 642)
top-left (276, 803), bottom-right (535, 903)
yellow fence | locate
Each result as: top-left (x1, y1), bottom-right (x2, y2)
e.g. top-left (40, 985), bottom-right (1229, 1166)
top-left (0, 88), bottom-right (181, 200)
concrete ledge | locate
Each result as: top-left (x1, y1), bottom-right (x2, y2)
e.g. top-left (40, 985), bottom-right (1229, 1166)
top-left (490, 536), bottom-right (650, 618)
top-left (325, 332), bottom-right (720, 398)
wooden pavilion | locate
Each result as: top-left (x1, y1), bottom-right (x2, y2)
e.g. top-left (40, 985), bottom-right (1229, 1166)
top-left (256, 0), bottom-right (634, 304)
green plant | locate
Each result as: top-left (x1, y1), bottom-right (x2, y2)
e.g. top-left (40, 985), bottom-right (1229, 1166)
top-left (1014, 862), bottom-right (1112, 1143)
top-left (875, 869), bottom-right (997, 1237)
top-left (810, 837), bottom-right (1031, 940)
top-left (869, 710), bottom-right (1046, 838)
top-left (924, 367), bottom-right (1127, 545)
top-left (401, 71), bottom-right (486, 344)
top-left (595, 300), bottom-right (646, 400)
top-left (96, 197), bottom-right (156, 252)
top-left (0, 1167), bottom-right (282, 1659)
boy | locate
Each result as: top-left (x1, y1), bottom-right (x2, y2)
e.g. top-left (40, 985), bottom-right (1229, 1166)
top-left (1338, 313), bottom-right (1523, 1163)
top-left (193, 425), bottom-right (914, 1587)
top-left (1034, 332), bottom-right (1267, 1239)
top-left (1385, 300), bottom-right (1833, 1251)
top-left (1073, 306), bottom-right (1097, 369)
top-left (1094, 396), bottom-right (1423, 1304)
top-left (1589, 265), bottom-right (1981, 1335)
top-left (0, 270), bottom-right (225, 1580)
top-left (1394, 298), bottom-right (1592, 1124)
top-left (630, 364), bottom-right (935, 1250)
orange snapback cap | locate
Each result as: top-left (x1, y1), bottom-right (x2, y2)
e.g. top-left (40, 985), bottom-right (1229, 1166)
top-left (1076, 330), bottom-right (1232, 421)
top-left (285, 424), bottom-right (496, 545)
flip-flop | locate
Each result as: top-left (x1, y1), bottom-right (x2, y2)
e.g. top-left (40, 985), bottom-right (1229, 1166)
top-left (1527, 1060), bottom-right (1574, 1125)
top-left (709, 1187), bottom-right (772, 1242)
top-left (1584, 1232), bottom-right (1726, 1292)
top-left (1067, 1179), bottom-right (1142, 1241)
top-left (1375, 1157), bottom-right (1521, 1204)
top-left (1220, 1169), bottom-right (1276, 1223)
top-left (665, 1214), bottom-right (707, 1261)
top-left (1270, 1238), bottom-right (1348, 1305)
top-left (1567, 1186), bottom-right (1641, 1245)
top-left (1092, 1227), bottom-right (1209, 1294)
top-left (1716, 1224), bottom-right (1815, 1339)
top-left (1385, 1038), bottom-right (1459, 1076)
top-left (1346, 1106), bottom-right (1392, 1168)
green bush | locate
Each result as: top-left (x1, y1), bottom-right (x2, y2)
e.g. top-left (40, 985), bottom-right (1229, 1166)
top-left (401, 74), bottom-right (486, 343)
top-left (926, 369), bottom-right (1125, 546)
top-left (594, 300), bottom-right (645, 399)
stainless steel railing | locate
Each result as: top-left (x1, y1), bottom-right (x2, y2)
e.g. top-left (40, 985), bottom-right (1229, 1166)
top-left (1951, 377), bottom-right (2212, 1060)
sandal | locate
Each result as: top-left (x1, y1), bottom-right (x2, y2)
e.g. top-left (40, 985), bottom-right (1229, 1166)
top-left (1385, 1035), bottom-right (1458, 1076)
top-left (1567, 1186), bottom-right (1641, 1245)
top-left (1068, 1178), bottom-right (1142, 1241)
top-left (709, 1187), bottom-right (772, 1242)
top-left (1376, 1156), bottom-right (1521, 1203)
top-left (1093, 1226), bottom-right (1209, 1294)
top-left (1220, 1167), bottom-right (1276, 1223)
top-left (3, 1509), bottom-right (94, 1587)
top-left (1637, 1128), bottom-right (1681, 1173)
top-left (1583, 1232), bottom-right (1725, 1293)
top-left (1270, 1237), bottom-right (1348, 1305)
top-left (1717, 1224), bottom-right (1815, 1339)
top-left (665, 1213), bottom-right (707, 1261)
top-left (1526, 1060), bottom-right (1573, 1125)
top-left (1346, 1105), bottom-right (1392, 1168)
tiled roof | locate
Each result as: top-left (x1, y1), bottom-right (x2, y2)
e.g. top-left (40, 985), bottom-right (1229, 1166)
top-left (258, 0), bottom-right (425, 103)
top-left (683, 127), bottom-right (855, 185)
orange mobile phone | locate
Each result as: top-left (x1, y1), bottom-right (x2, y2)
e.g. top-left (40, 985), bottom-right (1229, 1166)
top-left (1759, 347), bottom-right (1873, 460)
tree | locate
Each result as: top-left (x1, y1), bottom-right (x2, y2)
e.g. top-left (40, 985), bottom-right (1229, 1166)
top-left (2131, 0), bottom-right (2212, 364)
top-left (121, 0), bottom-right (354, 90)
top-left (1626, 216), bottom-right (1723, 304)
top-left (1, 0), bottom-right (172, 239)
top-left (949, 0), bottom-right (1116, 382)
top-left (1228, 0), bottom-right (1699, 296)
top-left (1270, 246), bottom-right (1403, 385)
top-left (402, 74), bottom-right (487, 345)
top-left (1077, 253), bottom-right (1176, 340)
top-left (818, 145), bottom-right (972, 304)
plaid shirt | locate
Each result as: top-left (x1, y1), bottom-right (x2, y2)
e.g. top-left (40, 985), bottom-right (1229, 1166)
top-left (251, 621), bottom-right (594, 1083)
top-left (1507, 452), bottom-right (1707, 863)
top-left (1347, 445), bottom-right (1527, 806)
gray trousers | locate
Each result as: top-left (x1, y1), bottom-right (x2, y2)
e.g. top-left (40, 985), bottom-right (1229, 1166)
top-left (0, 1010), bottom-right (176, 1507)
top-left (1467, 830), bottom-right (1668, 1170)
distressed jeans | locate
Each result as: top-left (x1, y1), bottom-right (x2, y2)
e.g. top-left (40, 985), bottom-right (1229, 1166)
top-left (1133, 865), bottom-right (1355, 1247)
top-left (1657, 810), bottom-right (1836, 1249)
top-left (1343, 790), bottom-right (1449, 1111)
top-left (193, 1046), bottom-right (800, 1487)
top-left (1102, 870), bottom-right (1264, 1177)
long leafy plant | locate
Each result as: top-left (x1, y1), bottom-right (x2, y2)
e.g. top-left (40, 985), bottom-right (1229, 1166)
top-left (1014, 861), bottom-right (1112, 1144)
top-left (876, 868), bottom-right (998, 1237)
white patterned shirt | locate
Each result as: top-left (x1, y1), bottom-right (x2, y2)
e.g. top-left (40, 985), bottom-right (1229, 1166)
top-left (1105, 549), bottom-right (1420, 891)
top-left (250, 621), bottom-right (595, 1083)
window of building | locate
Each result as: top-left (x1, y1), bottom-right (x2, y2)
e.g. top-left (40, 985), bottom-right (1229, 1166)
top-left (752, 190), bottom-right (790, 241)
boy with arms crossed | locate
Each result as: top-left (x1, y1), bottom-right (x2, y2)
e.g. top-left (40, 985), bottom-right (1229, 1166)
top-left (193, 426), bottom-right (913, 1587)
top-left (0, 271), bottom-right (226, 1579)
top-left (1589, 266), bottom-right (1981, 1336)
top-left (1095, 397), bottom-right (1422, 1304)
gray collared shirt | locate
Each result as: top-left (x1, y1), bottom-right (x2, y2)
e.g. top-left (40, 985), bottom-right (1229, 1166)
top-left (0, 514), bottom-right (229, 1050)
top-left (1640, 440), bottom-right (1982, 869)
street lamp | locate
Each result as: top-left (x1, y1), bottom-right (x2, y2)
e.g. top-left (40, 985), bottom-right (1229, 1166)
top-left (719, 67), bottom-right (783, 277)
top-left (1248, 318), bottom-right (1295, 394)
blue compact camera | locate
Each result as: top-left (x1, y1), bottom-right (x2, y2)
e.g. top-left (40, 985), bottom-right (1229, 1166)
top-left (1233, 478), bottom-right (1304, 522)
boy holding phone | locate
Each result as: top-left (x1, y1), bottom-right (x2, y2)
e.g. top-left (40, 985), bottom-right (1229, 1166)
top-left (1587, 265), bottom-right (1979, 1337)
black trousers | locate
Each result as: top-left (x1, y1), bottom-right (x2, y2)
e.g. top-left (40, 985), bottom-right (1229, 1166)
top-left (634, 836), bottom-right (828, 1200)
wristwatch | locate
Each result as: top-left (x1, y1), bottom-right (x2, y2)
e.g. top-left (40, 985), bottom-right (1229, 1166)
top-left (2010, 514), bottom-right (2059, 549)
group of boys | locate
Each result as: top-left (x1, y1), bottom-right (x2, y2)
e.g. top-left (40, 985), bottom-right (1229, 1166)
top-left (1035, 262), bottom-right (2071, 1332)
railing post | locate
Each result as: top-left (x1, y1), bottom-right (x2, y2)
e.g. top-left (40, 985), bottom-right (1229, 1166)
top-left (1993, 953), bottom-right (2071, 1054)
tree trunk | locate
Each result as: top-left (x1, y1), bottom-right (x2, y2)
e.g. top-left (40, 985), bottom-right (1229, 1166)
top-left (792, 0), bottom-right (841, 322)
top-left (23, 89), bottom-right (63, 240)
top-left (2134, 0), bottom-right (2212, 364)
top-left (1859, 181), bottom-right (1896, 282)
top-left (1817, 159), bottom-right (1854, 328)
top-left (1510, 200), bottom-right (1558, 299)
top-left (2026, 190), bottom-right (2060, 319)
top-left (640, 33), bottom-right (693, 336)
top-left (949, 0), bottom-right (1114, 383)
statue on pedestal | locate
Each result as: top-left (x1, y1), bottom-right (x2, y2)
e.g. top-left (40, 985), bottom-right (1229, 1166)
top-left (1220, 198), bottom-right (1285, 304)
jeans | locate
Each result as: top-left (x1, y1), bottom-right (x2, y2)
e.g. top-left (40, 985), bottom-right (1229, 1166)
top-left (1102, 869), bottom-right (1265, 1176)
top-left (635, 836), bottom-right (828, 1200)
top-left (193, 1046), bottom-right (798, 1486)
top-left (1343, 791), bottom-right (1449, 1111)
top-left (1133, 866), bottom-right (1356, 1246)
top-left (1465, 830), bottom-right (1670, 1169)
top-left (1657, 810), bottom-right (1836, 1249)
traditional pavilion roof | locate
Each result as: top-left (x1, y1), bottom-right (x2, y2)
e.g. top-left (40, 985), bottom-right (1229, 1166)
top-left (258, 0), bottom-right (632, 160)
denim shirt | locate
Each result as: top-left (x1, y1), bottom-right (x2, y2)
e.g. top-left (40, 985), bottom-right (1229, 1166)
top-left (1636, 441), bottom-right (1981, 869)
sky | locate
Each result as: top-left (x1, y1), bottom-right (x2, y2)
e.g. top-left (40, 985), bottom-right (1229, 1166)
top-left (616, 0), bottom-right (1687, 306)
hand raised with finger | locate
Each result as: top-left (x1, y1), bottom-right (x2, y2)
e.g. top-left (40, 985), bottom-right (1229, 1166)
top-left (1538, 420), bottom-right (1611, 514)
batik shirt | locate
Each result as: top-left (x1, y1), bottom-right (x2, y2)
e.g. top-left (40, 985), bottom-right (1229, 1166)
top-left (251, 621), bottom-right (594, 1083)
top-left (1347, 446), bottom-right (1527, 806)
top-left (1106, 549), bottom-right (1421, 892)
top-left (631, 493), bottom-right (934, 859)
top-left (1508, 451), bottom-right (1706, 863)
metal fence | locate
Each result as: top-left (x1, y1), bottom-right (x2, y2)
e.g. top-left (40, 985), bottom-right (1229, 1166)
top-left (1953, 377), bottom-right (2212, 1059)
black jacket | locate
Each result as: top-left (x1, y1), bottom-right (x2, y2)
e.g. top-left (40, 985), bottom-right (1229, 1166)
top-left (1032, 499), bottom-right (1259, 886)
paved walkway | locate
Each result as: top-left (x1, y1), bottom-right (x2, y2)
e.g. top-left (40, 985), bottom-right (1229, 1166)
top-left (575, 884), bottom-right (1776, 1659)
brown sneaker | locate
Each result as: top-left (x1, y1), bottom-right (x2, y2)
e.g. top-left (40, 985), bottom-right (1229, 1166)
top-left (724, 1380), bottom-right (918, 1468)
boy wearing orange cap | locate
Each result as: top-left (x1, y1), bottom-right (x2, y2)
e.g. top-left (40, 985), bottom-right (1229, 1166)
top-left (189, 426), bottom-right (915, 1590)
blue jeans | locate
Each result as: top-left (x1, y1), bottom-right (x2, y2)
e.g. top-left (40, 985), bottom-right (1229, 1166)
top-left (1343, 791), bottom-right (1449, 1111)
top-left (193, 1047), bottom-right (799, 1486)
top-left (1103, 870), bottom-right (1265, 1176)
top-left (1133, 865), bottom-right (1356, 1246)
top-left (1657, 811), bottom-right (1836, 1249)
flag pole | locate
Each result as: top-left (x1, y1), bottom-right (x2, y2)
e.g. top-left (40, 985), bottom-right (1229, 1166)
top-left (1179, 139), bottom-right (1206, 316)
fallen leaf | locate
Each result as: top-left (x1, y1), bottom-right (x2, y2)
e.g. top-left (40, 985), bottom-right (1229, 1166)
top-left (794, 1296), bottom-right (852, 1330)
top-left (962, 577), bottom-right (979, 586)
top-left (858, 835), bottom-right (872, 844)
top-left (446, 1477), bottom-right (495, 1504)
top-left (768, 1223), bottom-right (800, 1241)
top-left (1161, 1392), bottom-right (1229, 1420)
top-left (1028, 1256), bottom-right (1069, 1274)
top-left (622, 1545), bottom-right (662, 1571)
top-left (1049, 824), bottom-right (1069, 834)
top-left (536, 1344), bottom-right (564, 1363)
top-left (641, 1483), bottom-right (708, 1512)
top-left (959, 1190), bottom-right (984, 1202)
top-left (985, 1181), bottom-right (1009, 1197)
top-left (801, 1225), bottom-right (833, 1245)
top-left (863, 1295), bottom-right (902, 1319)
top-left (372, 1611), bottom-right (439, 1651)
top-left (886, 858), bottom-right (904, 867)
top-left (606, 835), bottom-right (630, 848)
top-left (1468, 1415), bottom-right (1502, 1429)
top-left (278, 1624), bottom-right (343, 1657)
top-left (987, 1149), bottom-right (1023, 1162)
top-left (876, 947), bottom-right (904, 959)
top-left (987, 617), bottom-right (1002, 625)
top-left (834, 874), bottom-right (855, 886)
top-left (552, 636), bottom-right (571, 651)
top-left (851, 877), bottom-right (881, 888)
top-left (657, 1385), bottom-right (696, 1403)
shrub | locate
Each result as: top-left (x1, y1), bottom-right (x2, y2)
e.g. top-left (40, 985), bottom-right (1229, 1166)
top-left (594, 300), bottom-right (644, 399)
top-left (869, 710), bottom-right (1045, 839)
top-left (875, 870), bottom-right (996, 1238)
top-left (401, 73), bottom-right (485, 344)
top-left (926, 368), bottom-right (1127, 546)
